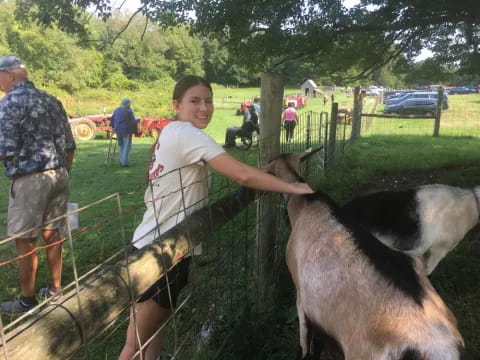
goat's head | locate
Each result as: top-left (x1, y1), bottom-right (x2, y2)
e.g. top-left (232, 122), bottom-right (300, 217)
top-left (264, 147), bottom-right (323, 184)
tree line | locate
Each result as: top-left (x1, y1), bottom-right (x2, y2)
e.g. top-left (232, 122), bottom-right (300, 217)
top-left (0, 0), bottom-right (478, 101)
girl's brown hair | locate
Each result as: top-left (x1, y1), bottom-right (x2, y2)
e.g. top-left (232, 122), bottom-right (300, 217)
top-left (172, 75), bottom-right (213, 102)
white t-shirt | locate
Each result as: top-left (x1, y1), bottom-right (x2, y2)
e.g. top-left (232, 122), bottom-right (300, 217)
top-left (132, 121), bottom-right (224, 251)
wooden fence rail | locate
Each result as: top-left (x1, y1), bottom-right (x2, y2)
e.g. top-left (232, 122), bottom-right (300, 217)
top-left (0, 186), bottom-right (255, 360)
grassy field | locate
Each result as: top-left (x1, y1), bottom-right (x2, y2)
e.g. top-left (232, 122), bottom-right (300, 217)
top-left (0, 87), bottom-right (479, 358)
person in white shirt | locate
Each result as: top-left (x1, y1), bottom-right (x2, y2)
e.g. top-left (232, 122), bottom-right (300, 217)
top-left (119, 75), bottom-right (313, 360)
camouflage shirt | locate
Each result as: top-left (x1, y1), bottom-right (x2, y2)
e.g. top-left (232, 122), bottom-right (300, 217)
top-left (0, 81), bottom-right (76, 178)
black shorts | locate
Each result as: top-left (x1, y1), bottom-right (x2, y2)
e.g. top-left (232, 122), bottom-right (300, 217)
top-left (137, 256), bottom-right (191, 309)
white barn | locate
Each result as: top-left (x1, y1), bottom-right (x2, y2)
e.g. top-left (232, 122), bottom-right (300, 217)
top-left (300, 79), bottom-right (320, 97)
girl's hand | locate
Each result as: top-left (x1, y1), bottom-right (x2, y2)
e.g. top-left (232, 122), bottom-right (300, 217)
top-left (289, 182), bottom-right (314, 194)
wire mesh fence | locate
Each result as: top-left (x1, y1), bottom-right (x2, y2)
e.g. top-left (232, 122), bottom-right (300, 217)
top-left (359, 94), bottom-right (480, 138)
top-left (5, 93), bottom-right (479, 358)
top-left (1, 91), bottom-right (478, 359)
top-left (0, 113), bottom-right (333, 360)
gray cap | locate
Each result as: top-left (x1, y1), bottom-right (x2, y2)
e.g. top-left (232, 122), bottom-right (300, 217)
top-left (120, 98), bottom-right (132, 106)
top-left (0, 55), bottom-right (25, 72)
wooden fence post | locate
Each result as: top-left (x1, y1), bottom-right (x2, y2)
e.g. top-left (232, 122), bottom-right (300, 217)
top-left (326, 102), bottom-right (338, 169)
top-left (351, 86), bottom-right (362, 141)
top-left (257, 73), bottom-right (283, 310)
top-left (433, 87), bottom-right (444, 137)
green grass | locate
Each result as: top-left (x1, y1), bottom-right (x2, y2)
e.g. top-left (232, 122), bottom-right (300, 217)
top-left (0, 89), bottom-right (479, 359)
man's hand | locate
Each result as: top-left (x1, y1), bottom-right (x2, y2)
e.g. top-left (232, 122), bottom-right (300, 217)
top-left (66, 151), bottom-right (74, 173)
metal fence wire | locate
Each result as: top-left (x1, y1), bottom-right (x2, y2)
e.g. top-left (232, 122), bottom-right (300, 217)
top-left (0, 114), bottom-right (340, 360)
top-left (1, 94), bottom-right (478, 359)
top-left (359, 94), bottom-right (480, 138)
top-left (9, 94), bottom-right (480, 360)
top-left (0, 93), bottom-right (480, 360)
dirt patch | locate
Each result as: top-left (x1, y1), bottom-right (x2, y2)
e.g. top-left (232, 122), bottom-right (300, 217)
top-left (345, 163), bottom-right (480, 199)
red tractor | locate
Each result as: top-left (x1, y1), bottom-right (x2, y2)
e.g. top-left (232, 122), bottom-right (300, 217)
top-left (69, 114), bottom-right (111, 141)
top-left (139, 116), bottom-right (171, 138)
top-left (283, 95), bottom-right (307, 109)
top-left (69, 115), bottom-right (171, 141)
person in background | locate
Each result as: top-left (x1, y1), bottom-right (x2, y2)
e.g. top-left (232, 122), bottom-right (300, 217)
top-left (282, 101), bottom-right (298, 142)
top-left (252, 97), bottom-right (261, 123)
top-left (118, 75), bottom-right (312, 360)
top-left (242, 97), bottom-right (261, 125)
top-left (224, 105), bottom-right (259, 148)
top-left (0, 55), bottom-right (76, 313)
top-left (110, 98), bottom-right (138, 167)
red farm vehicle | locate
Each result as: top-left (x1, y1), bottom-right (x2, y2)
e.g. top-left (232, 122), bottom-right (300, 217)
top-left (69, 114), bottom-right (111, 141)
top-left (69, 115), bottom-right (171, 141)
top-left (139, 116), bottom-right (172, 138)
top-left (237, 100), bottom-right (253, 115)
top-left (283, 95), bottom-right (307, 109)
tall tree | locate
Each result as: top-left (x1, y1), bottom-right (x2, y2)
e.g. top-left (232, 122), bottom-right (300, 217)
top-left (12, 0), bottom-right (480, 79)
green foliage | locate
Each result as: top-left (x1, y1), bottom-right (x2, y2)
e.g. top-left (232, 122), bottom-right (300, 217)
top-left (1, 1), bottom-right (479, 101)
top-left (405, 59), bottom-right (451, 87)
top-left (163, 25), bottom-right (204, 78)
top-left (103, 70), bottom-right (139, 91)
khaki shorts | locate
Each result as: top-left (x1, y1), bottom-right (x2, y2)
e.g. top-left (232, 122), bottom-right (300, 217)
top-left (7, 168), bottom-right (70, 238)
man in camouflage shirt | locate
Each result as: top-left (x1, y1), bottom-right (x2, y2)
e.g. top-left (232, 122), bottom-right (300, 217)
top-left (0, 55), bottom-right (76, 313)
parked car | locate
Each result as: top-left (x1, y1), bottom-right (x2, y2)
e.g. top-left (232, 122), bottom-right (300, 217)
top-left (384, 99), bottom-right (438, 116)
top-left (385, 91), bottom-right (414, 105)
top-left (447, 87), bottom-right (477, 95)
top-left (385, 91), bottom-right (449, 109)
top-left (382, 91), bottom-right (410, 104)
top-left (365, 86), bottom-right (383, 96)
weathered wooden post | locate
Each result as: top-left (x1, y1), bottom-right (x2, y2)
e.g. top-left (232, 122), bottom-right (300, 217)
top-left (257, 73), bottom-right (283, 310)
top-left (326, 102), bottom-right (338, 169)
top-left (433, 87), bottom-right (444, 137)
top-left (350, 86), bottom-right (362, 141)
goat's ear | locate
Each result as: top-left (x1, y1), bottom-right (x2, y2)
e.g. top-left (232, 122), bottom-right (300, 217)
top-left (262, 161), bottom-right (276, 175)
top-left (298, 146), bottom-right (323, 162)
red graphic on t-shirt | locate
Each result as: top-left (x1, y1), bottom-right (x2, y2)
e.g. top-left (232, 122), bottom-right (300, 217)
top-left (149, 164), bottom-right (164, 179)
top-left (148, 141), bottom-right (162, 175)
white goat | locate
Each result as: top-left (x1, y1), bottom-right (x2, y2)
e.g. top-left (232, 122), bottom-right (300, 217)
top-left (342, 184), bottom-right (480, 274)
top-left (266, 153), bottom-right (464, 360)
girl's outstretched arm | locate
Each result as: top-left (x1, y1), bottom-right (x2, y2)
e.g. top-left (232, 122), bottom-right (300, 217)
top-left (207, 153), bottom-right (313, 195)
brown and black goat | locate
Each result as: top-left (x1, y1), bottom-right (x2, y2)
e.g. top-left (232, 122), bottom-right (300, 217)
top-left (266, 152), bottom-right (464, 360)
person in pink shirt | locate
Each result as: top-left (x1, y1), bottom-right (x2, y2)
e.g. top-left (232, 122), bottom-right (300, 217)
top-left (282, 102), bottom-right (298, 142)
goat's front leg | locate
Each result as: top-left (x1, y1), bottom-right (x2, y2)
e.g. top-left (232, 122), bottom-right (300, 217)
top-left (296, 299), bottom-right (323, 359)
top-left (297, 299), bottom-right (309, 359)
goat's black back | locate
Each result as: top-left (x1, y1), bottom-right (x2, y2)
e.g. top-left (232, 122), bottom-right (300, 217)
top-left (305, 192), bottom-right (425, 306)
top-left (341, 189), bottom-right (421, 251)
